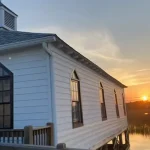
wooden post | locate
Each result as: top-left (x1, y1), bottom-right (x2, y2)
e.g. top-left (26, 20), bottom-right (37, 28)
top-left (24, 125), bottom-right (33, 144)
top-left (47, 122), bottom-right (54, 146)
top-left (119, 133), bottom-right (123, 145)
top-left (124, 131), bottom-right (128, 144)
top-left (127, 129), bottom-right (130, 145)
top-left (124, 129), bottom-right (130, 149)
top-left (99, 147), bottom-right (103, 150)
top-left (112, 137), bottom-right (117, 150)
top-left (104, 144), bottom-right (108, 150)
top-left (57, 143), bottom-right (66, 149)
top-left (112, 138), bottom-right (116, 145)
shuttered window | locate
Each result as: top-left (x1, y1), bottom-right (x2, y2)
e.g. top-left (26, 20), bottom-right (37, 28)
top-left (0, 63), bottom-right (13, 129)
top-left (99, 82), bottom-right (107, 120)
top-left (4, 11), bottom-right (15, 30)
top-left (71, 71), bottom-right (83, 128)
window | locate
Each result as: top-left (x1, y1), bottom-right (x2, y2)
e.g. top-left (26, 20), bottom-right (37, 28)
top-left (71, 71), bottom-right (83, 128)
top-left (0, 63), bottom-right (13, 129)
top-left (114, 90), bottom-right (119, 117)
top-left (122, 93), bottom-right (126, 116)
top-left (99, 82), bottom-right (107, 120)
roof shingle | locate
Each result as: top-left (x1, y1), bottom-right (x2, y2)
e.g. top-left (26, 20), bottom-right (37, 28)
top-left (0, 30), bottom-right (54, 46)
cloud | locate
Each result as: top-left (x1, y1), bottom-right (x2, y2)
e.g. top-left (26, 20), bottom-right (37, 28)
top-left (25, 26), bottom-right (134, 64)
top-left (137, 69), bottom-right (150, 72)
top-left (107, 67), bottom-right (150, 86)
top-left (23, 26), bottom-right (136, 85)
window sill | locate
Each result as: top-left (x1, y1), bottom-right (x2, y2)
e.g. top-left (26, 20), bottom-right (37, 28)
top-left (73, 122), bottom-right (83, 129)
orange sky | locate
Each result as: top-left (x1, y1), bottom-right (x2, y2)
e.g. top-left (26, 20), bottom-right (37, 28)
top-left (125, 83), bottom-right (150, 103)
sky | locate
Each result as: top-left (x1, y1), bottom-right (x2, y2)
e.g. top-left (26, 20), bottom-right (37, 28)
top-left (3, 0), bottom-right (150, 101)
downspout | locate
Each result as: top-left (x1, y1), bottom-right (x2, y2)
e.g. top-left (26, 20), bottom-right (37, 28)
top-left (42, 42), bottom-right (58, 146)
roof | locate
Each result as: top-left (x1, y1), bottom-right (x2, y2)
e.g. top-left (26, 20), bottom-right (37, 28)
top-left (0, 29), bottom-right (127, 88)
top-left (0, 30), bottom-right (55, 46)
top-left (0, 1), bottom-right (18, 16)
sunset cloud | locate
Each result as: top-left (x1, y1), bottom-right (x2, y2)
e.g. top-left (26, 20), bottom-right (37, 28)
top-left (137, 69), bottom-right (150, 72)
top-left (24, 26), bottom-right (139, 86)
top-left (27, 26), bottom-right (134, 64)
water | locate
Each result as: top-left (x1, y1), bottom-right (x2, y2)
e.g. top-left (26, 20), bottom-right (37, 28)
top-left (130, 134), bottom-right (150, 150)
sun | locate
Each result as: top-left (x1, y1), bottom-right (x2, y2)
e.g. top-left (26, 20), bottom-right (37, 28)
top-left (142, 96), bottom-right (148, 101)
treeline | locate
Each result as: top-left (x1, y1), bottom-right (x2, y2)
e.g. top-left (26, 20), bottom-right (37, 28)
top-left (126, 101), bottom-right (150, 126)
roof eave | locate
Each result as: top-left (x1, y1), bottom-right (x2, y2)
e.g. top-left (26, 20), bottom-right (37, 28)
top-left (0, 4), bottom-right (18, 17)
top-left (53, 35), bottom-right (127, 88)
top-left (0, 36), bottom-right (56, 52)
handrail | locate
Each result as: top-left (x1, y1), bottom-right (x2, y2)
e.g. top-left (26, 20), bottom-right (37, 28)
top-left (0, 129), bottom-right (24, 132)
top-left (0, 123), bottom-right (54, 146)
top-left (33, 126), bottom-right (52, 131)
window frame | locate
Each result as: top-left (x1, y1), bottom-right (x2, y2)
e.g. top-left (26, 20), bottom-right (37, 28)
top-left (114, 90), bottom-right (120, 118)
top-left (0, 63), bottom-right (13, 129)
top-left (99, 82), bottom-right (107, 121)
top-left (122, 93), bottom-right (126, 116)
top-left (71, 71), bottom-right (83, 128)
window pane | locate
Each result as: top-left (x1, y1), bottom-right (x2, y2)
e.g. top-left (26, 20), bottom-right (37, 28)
top-left (72, 82), bottom-right (75, 91)
top-left (100, 89), bottom-right (104, 103)
top-left (76, 91), bottom-right (79, 101)
top-left (116, 105), bottom-right (119, 116)
top-left (75, 82), bottom-right (77, 91)
top-left (71, 91), bottom-right (74, 101)
top-left (0, 116), bottom-right (3, 128)
top-left (3, 91), bottom-right (10, 102)
top-left (0, 92), bottom-right (2, 103)
top-left (4, 104), bottom-right (10, 116)
top-left (71, 81), bottom-right (79, 102)
top-left (74, 92), bottom-right (76, 101)
top-left (101, 103), bottom-right (106, 118)
top-left (72, 102), bottom-right (80, 122)
top-left (72, 72), bottom-right (78, 80)
top-left (3, 80), bottom-right (10, 91)
top-left (4, 116), bottom-right (10, 128)
top-left (115, 94), bottom-right (117, 104)
top-left (0, 105), bottom-right (3, 115)
top-left (72, 73), bottom-right (75, 79)
top-left (3, 70), bottom-right (9, 76)
top-left (0, 80), bottom-right (2, 91)
top-left (73, 92), bottom-right (79, 102)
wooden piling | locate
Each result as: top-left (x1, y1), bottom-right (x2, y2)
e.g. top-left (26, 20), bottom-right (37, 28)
top-left (119, 133), bottom-right (123, 145)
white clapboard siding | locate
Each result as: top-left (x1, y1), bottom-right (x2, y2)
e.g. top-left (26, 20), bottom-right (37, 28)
top-left (50, 44), bottom-right (128, 149)
top-left (0, 46), bottom-right (52, 128)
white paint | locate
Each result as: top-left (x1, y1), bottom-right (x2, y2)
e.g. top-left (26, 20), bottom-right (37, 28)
top-left (49, 44), bottom-right (128, 149)
top-left (0, 46), bottom-right (52, 128)
top-left (0, 42), bottom-right (128, 149)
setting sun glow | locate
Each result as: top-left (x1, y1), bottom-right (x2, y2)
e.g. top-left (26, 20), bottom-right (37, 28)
top-left (142, 96), bottom-right (148, 101)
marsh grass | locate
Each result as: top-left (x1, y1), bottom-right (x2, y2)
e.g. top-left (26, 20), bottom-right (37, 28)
top-left (129, 125), bottom-right (150, 137)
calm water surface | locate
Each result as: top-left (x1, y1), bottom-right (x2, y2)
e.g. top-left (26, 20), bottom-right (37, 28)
top-left (130, 134), bottom-right (150, 150)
